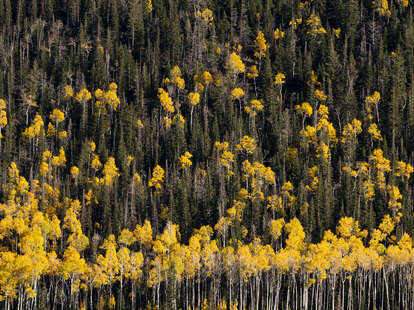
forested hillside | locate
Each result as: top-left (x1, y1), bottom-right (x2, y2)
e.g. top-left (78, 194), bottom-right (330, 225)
top-left (1, 0), bottom-right (414, 309)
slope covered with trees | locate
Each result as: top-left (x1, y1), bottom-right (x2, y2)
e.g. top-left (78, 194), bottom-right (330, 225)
top-left (0, 0), bottom-right (414, 309)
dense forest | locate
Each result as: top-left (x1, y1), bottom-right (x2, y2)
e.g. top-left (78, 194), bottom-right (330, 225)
top-left (1, 0), bottom-right (414, 309)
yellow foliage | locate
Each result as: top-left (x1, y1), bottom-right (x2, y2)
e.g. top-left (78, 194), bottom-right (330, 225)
top-left (336, 217), bottom-right (363, 239)
top-left (94, 88), bottom-right (103, 99)
top-left (89, 141), bottom-right (96, 152)
top-left (201, 71), bottom-right (213, 86)
top-left (387, 185), bottom-right (402, 214)
top-left (102, 157), bottom-right (120, 186)
top-left (60, 246), bottom-right (89, 280)
top-left (231, 88), bottom-right (245, 100)
top-left (134, 220), bottom-right (153, 247)
top-left (158, 88), bottom-right (175, 114)
top-left (137, 119), bottom-right (144, 128)
top-left (47, 123), bottom-right (56, 137)
top-left (378, 214), bottom-right (395, 235)
top-left (188, 92), bottom-right (200, 106)
top-left (236, 135), bottom-right (256, 154)
top-left (284, 218), bottom-right (305, 250)
top-left (245, 99), bottom-right (263, 116)
top-left (254, 31), bottom-right (267, 59)
top-left (365, 91), bottom-right (381, 105)
top-left (267, 195), bottom-right (283, 211)
top-left (108, 82), bottom-right (117, 90)
top-left (300, 125), bottom-right (317, 145)
top-left (0, 98), bottom-right (5, 110)
top-left (369, 149), bottom-right (391, 190)
top-left (306, 14), bottom-right (327, 35)
top-left (214, 216), bottom-right (231, 236)
top-left (242, 160), bottom-right (275, 185)
top-left (163, 116), bottom-right (172, 128)
top-left (40, 162), bottom-right (49, 177)
top-left (198, 8), bottom-right (213, 23)
top-left (368, 123), bottom-right (383, 141)
top-left (84, 189), bottom-right (97, 206)
top-left (70, 166), bottom-right (79, 179)
top-left (314, 89), bottom-right (327, 101)
top-left (341, 119), bottom-right (362, 143)
top-left (118, 229), bottom-right (135, 246)
top-left (148, 165), bottom-right (165, 192)
top-left (63, 85), bottom-right (74, 99)
top-left (219, 151), bottom-right (235, 170)
top-left (172, 77), bottom-right (185, 90)
top-left (127, 155), bottom-right (134, 166)
top-left (273, 73), bottom-right (286, 85)
top-left (22, 114), bottom-right (44, 139)
top-left (51, 147), bottom-right (66, 167)
top-left (316, 142), bottom-right (330, 163)
top-left (146, 0), bottom-right (153, 13)
top-left (274, 28), bottom-right (285, 40)
top-left (286, 147), bottom-right (297, 164)
top-left (227, 52), bottom-right (245, 74)
top-left (394, 161), bottom-right (414, 179)
top-left (247, 65), bottom-right (259, 79)
top-left (281, 181), bottom-right (293, 193)
top-left (289, 18), bottom-right (303, 30)
top-left (270, 219), bottom-right (285, 240)
top-left (214, 141), bottom-right (229, 151)
top-left (99, 84), bottom-right (121, 111)
top-left (58, 130), bottom-right (67, 139)
top-left (0, 110), bottom-right (7, 129)
top-left (318, 104), bottom-right (329, 119)
top-left (74, 89), bottom-right (92, 102)
top-left (374, 0), bottom-right (391, 16)
top-left (173, 113), bottom-right (185, 128)
top-left (308, 70), bottom-right (321, 86)
top-left (179, 151), bottom-right (193, 169)
top-left (91, 154), bottom-right (102, 170)
top-left (50, 109), bottom-right (65, 123)
top-left (295, 102), bottom-right (313, 117)
top-left (316, 117), bottom-right (338, 144)
top-left (133, 172), bottom-right (141, 186)
top-left (362, 180), bottom-right (375, 200)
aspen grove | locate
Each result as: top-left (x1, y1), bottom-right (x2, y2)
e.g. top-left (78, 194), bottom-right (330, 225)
top-left (0, 0), bottom-right (414, 309)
